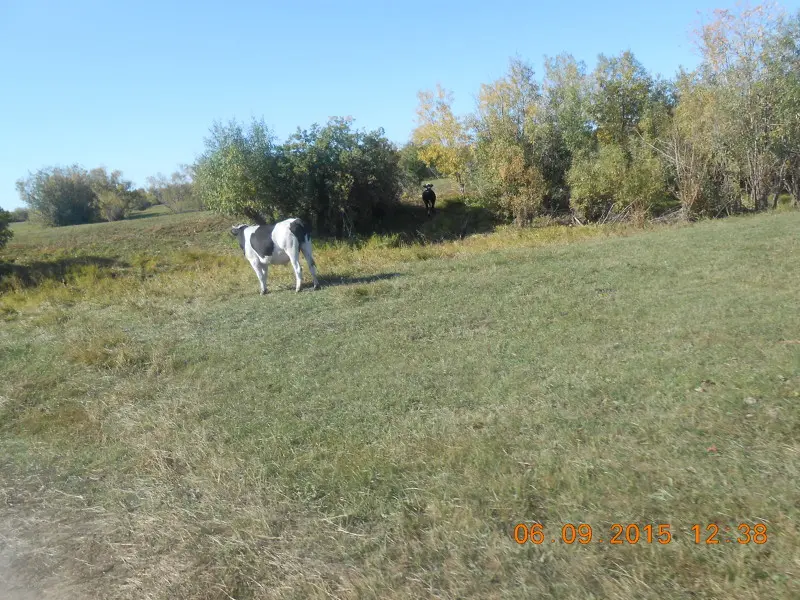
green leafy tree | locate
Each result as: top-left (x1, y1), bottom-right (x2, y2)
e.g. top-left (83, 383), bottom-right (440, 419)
top-left (567, 144), bottom-right (627, 221)
top-left (694, 3), bottom-right (789, 211)
top-left (88, 167), bottom-right (138, 221)
top-left (649, 71), bottom-right (724, 218)
top-left (10, 207), bottom-right (29, 222)
top-left (197, 116), bottom-right (400, 236)
top-left (568, 140), bottom-right (668, 223)
top-left (284, 117), bottom-right (401, 236)
top-left (128, 188), bottom-right (153, 211)
top-left (563, 50), bottom-right (673, 221)
top-left (542, 54), bottom-right (594, 157)
top-left (194, 118), bottom-right (279, 224)
top-left (398, 141), bottom-right (435, 198)
top-left (15, 166), bottom-right (97, 226)
top-left (471, 58), bottom-right (548, 224)
top-left (591, 51), bottom-right (654, 147)
top-left (532, 54), bottom-right (595, 211)
top-left (764, 10), bottom-right (800, 206)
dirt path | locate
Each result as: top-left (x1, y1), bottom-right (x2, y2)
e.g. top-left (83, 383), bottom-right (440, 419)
top-left (0, 546), bottom-right (44, 600)
top-left (0, 518), bottom-right (79, 600)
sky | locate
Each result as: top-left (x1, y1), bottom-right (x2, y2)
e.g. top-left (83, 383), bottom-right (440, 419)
top-left (2, 0), bottom-right (799, 210)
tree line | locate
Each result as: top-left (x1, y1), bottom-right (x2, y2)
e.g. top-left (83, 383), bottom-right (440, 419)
top-left (4, 3), bottom-right (798, 246)
top-left (11, 164), bottom-right (204, 228)
top-left (413, 4), bottom-right (800, 224)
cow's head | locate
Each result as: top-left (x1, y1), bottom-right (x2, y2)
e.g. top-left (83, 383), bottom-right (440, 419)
top-left (230, 224), bottom-right (248, 237)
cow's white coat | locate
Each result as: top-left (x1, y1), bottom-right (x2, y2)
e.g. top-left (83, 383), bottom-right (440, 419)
top-left (231, 218), bottom-right (320, 294)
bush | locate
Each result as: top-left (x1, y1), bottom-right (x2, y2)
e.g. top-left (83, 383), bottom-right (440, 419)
top-left (618, 145), bottom-right (669, 222)
top-left (129, 189), bottom-right (154, 211)
top-left (147, 168), bottom-right (203, 214)
top-left (470, 142), bottom-right (548, 226)
top-left (9, 208), bottom-right (29, 222)
top-left (566, 146), bottom-right (623, 221)
top-left (567, 143), bottom-right (671, 222)
top-left (196, 117), bottom-right (401, 236)
top-left (96, 191), bottom-right (129, 222)
top-left (16, 166), bottom-right (97, 226)
top-left (0, 209), bottom-right (12, 250)
top-left (398, 142), bottom-right (436, 200)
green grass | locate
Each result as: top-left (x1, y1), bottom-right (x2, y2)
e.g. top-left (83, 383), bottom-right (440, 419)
top-left (426, 177), bottom-right (461, 199)
top-left (0, 207), bottom-right (799, 599)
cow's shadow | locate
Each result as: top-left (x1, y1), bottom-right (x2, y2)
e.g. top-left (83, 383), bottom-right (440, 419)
top-left (317, 272), bottom-right (402, 288)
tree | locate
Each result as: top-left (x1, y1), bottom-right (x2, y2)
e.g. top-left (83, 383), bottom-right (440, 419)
top-left (128, 188), bottom-right (153, 211)
top-left (9, 208), bottom-right (29, 222)
top-left (0, 209), bottom-right (12, 251)
top-left (147, 165), bottom-right (202, 213)
top-left (538, 54), bottom-right (594, 210)
top-left (648, 70), bottom-right (726, 218)
top-left (471, 58), bottom-right (548, 224)
top-left (567, 144), bottom-right (627, 221)
top-left (765, 10), bottom-right (800, 206)
top-left (398, 141), bottom-right (435, 197)
top-left (591, 51), bottom-right (655, 147)
top-left (196, 116), bottom-right (401, 236)
top-left (563, 50), bottom-right (673, 222)
top-left (283, 117), bottom-right (401, 236)
top-left (412, 84), bottom-right (472, 194)
top-left (542, 54), bottom-right (594, 157)
top-left (694, 3), bottom-right (789, 211)
top-left (88, 167), bottom-right (138, 221)
top-left (194, 118), bottom-right (279, 224)
top-left (15, 166), bottom-right (97, 226)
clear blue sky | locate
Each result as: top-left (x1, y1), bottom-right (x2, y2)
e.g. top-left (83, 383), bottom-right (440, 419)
top-left (2, 0), bottom-right (798, 210)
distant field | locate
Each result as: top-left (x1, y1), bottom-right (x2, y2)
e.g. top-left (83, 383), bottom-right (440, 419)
top-left (424, 177), bottom-right (461, 198)
top-left (0, 207), bottom-right (798, 599)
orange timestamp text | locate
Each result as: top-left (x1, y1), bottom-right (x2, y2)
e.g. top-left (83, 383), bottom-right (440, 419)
top-left (512, 523), bottom-right (768, 545)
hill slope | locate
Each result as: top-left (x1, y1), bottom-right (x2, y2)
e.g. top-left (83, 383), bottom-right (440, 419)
top-left (1, 211), bottom-right (798, 599)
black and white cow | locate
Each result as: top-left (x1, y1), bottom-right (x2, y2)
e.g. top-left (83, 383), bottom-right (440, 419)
top-left (231, 218), bottom-right (320, 294)
top-left (422, 183), bottom-right (436, 217)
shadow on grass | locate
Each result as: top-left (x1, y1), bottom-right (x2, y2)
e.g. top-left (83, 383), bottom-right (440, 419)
top-left (124, 210), bottom-right (170, 221)
top-left (0, 256), bottom-right (129, 291)
top-left (377, 200), bottom-right (499, 242)
top-left (125, 208), bottom-right (205, 221)
top-left (317, 272), bottom-right (402, 288)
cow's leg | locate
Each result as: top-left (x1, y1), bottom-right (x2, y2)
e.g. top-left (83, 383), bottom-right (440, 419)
top-left (300, 241), bottom-right (320, 290)
top-left (249, 256), bottom-right (268, 295)
top-left (287, 246), bottom-right (303, 292)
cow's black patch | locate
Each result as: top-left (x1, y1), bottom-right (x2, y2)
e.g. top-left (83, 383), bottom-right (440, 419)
top-left (289, 219), bottom-right (310, 243)
top-left (250, 225), bottom-right (275, 257)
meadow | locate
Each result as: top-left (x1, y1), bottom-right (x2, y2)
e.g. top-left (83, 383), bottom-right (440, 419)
top-left (0, 200), bottom-right (798, 599)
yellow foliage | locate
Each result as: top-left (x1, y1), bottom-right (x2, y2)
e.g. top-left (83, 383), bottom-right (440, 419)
top-left (412, 84), bottom-right (472, 190)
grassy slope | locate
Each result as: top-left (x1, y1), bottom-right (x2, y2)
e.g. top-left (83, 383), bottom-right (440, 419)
top-left (0, 209), bottom-right (798, 599)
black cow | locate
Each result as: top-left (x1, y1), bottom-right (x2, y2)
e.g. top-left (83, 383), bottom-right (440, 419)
top-left (422, 184), bottom-right (436, 217)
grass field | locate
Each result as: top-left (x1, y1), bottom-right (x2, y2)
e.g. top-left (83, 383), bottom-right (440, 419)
top-left (1, 205), bottom-right (799, 599)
